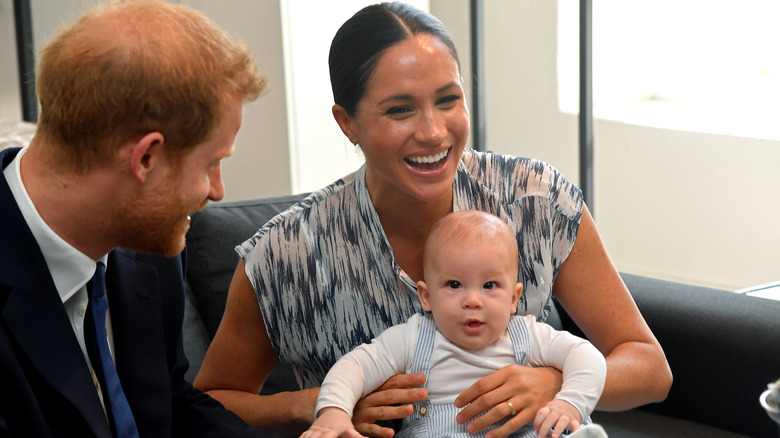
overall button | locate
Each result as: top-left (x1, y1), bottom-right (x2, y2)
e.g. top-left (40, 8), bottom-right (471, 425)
top-left (419, 404), bottom-right (428, 416)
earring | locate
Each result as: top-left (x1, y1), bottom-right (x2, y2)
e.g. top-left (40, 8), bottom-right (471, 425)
top-left (351, 139), bottom-right (359, 146)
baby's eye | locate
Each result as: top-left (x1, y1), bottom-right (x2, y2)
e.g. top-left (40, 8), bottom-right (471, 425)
top-left (483, 281), bottom-right (497, 290)
top-left (448, 280), bottom-right (462, 289)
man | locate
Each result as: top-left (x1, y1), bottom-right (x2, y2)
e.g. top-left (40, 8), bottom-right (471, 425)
top-left (0, 0), bottom-right (273, 436)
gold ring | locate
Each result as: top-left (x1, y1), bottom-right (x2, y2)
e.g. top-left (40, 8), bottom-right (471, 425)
top-left (506, 401), bottom-right (516, 416)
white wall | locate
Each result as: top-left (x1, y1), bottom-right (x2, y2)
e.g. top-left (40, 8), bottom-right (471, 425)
top-left (0, 0), bottom-right (23, 122)
top-left (183, 0), bottom-right (292, 199)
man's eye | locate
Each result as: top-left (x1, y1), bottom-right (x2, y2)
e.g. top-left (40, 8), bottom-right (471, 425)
top-left (483, 282), bottom-right (497, 289)
top-left (448, 280), bottom-right (462, 289)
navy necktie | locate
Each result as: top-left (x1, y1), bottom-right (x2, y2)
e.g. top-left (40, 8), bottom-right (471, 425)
top-left (86, 262), bottom-right (140, 438)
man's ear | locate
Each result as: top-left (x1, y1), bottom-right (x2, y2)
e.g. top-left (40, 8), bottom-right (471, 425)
top-left (417, 281), bottom-right (433, 312)
top-left (129, 132), bottom-right (165, 183)
top-left (332, 104), bottom-right (358, 144)
top-left (510, 283), bottom-right (523, 314)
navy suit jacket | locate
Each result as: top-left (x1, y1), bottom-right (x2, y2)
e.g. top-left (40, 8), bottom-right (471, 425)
top-left (0, 148), bottom-right (272, 437)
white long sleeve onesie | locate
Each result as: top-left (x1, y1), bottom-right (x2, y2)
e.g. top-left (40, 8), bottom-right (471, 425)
top-left (316, 313), bottom-right (606, 422)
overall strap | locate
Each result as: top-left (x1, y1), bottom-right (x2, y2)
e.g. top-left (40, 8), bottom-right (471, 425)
top-left (404, 313), bottom-right (437, 426)
top-left (408, 313), bottom-right (437, 377)
top-left (507, 316), bottom-right (531, 366)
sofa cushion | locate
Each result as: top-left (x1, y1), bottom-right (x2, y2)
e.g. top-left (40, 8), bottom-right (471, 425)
top-left (185, 194), bottom-right (307, 338)
top-left (592, 410), bottom-right (750, 438)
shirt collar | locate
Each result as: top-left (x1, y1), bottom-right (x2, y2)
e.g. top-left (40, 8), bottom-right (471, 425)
top-left (4, 147), bottom-right (107, 303)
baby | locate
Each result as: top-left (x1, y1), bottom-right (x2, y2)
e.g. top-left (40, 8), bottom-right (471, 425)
top-left (302, 211), bottom-right (607, 438)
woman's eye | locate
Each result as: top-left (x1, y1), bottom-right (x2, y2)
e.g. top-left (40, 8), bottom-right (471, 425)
top-left (483, 281), bottom-right (497, 290)
top-left (386, 106), bottom-right (411, 116)
top-left (437, 95), bottom-right (460, 106)
top-left (448, 280), bottom-right (462, 289)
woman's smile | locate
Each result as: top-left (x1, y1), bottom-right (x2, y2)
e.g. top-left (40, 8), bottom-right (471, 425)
top-left (405, 147), bottom-right (450, 171)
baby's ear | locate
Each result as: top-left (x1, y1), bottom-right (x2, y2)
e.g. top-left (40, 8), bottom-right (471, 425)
top-left (510, 283), bottom-right (523, 314)
top-left (417, 281), bottom-right (433, 312)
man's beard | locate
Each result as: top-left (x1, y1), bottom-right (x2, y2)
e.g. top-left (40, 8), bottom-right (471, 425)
top-left (113, 180), bottom-right (203, 257)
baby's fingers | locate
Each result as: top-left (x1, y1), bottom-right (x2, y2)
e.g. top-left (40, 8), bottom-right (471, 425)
top-left (299, 426), bottom-right (338, 438)
top-left (533, 407), bottom-right (551, 434)
top-left (343, 429), bottom-right (369, 438)
top-left (549, 414), bottom-right (577, 438)
top-left (534, 411), bottom-right (578, 438)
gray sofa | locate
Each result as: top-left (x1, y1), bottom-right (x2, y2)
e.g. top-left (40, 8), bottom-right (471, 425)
top-left (183, 194), bottom-right (780, 438)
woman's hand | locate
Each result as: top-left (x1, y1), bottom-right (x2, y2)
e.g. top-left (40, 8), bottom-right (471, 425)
top-left (453, 365), bottom-right (562, 438)
top-left (351, 373), bottom-right (428, 438)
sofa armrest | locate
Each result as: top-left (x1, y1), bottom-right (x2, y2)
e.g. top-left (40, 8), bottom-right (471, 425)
top-left (625, 273), bottom-right (780, 437)
top-left (555, 273), bottom-right (780, 437)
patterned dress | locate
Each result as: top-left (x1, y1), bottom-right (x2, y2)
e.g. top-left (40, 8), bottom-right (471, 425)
top-left (237, 148), bottom-right (583, 388)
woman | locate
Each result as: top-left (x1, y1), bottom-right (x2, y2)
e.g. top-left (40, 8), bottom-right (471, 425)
top-left (194, 3), bottom-right (672, 438)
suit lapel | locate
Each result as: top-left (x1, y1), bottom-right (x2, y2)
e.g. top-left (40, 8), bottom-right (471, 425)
top-left (106, 249), bottom-right (171, 433)
top-left (0, 148), bottom-right (112, 437)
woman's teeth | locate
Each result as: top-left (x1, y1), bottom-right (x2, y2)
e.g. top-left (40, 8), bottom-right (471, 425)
top-left (407, 149), bottom-right (448, 165)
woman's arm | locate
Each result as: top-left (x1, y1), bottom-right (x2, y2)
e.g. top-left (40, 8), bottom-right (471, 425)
top-left (194, 261), bottom-right (428, 437)
top-left (194, 260), bottom-right (319, 428)
top-left (552, 204), bottom-right (672, 410)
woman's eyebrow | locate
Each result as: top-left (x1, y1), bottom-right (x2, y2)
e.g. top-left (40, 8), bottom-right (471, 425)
top-left (377, 82), bottom-right (461, 106)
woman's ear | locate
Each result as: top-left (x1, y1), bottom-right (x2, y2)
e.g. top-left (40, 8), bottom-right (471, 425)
top-left (417, 281), bottom-right (433, 312)
top-left (129, 132), bottom-right (165, 183)
top-left (332, 104), bottom-right (358, 144)
top-left (510, 283), bottom-right (523, 314)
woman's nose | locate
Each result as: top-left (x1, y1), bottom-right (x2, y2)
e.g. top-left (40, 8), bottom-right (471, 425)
top-left (415, 108), bottom-right (447, 144)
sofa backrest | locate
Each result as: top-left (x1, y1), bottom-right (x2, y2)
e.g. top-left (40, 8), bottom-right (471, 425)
top-left (185, 194), bottom-right (308, 339)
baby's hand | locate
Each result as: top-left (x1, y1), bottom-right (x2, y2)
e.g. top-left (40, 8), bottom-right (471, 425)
top-left (533, 399), bottom-right (581, 438)
top-left (300, 407), bottom-right (367, 438)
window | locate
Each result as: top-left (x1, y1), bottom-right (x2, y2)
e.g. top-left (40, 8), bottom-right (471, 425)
top-left (557, 0), bottom-right (780, 141)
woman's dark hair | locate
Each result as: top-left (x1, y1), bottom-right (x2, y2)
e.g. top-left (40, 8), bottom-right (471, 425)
top-left (328, 2), bottom-right (460, 116)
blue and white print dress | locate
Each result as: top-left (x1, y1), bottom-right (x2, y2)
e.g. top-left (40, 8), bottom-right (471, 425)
top-left (236, 148), bottom-right (583, 389)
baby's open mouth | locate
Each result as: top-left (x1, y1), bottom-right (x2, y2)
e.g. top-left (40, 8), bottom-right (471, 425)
top-left (464, 319), bottom-right (484, 329)
top-left (405, 148), bottom-right (449, 170)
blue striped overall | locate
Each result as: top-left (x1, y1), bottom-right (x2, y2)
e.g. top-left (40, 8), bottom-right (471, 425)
top-left (398, 314), bottom-right (538, 438)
